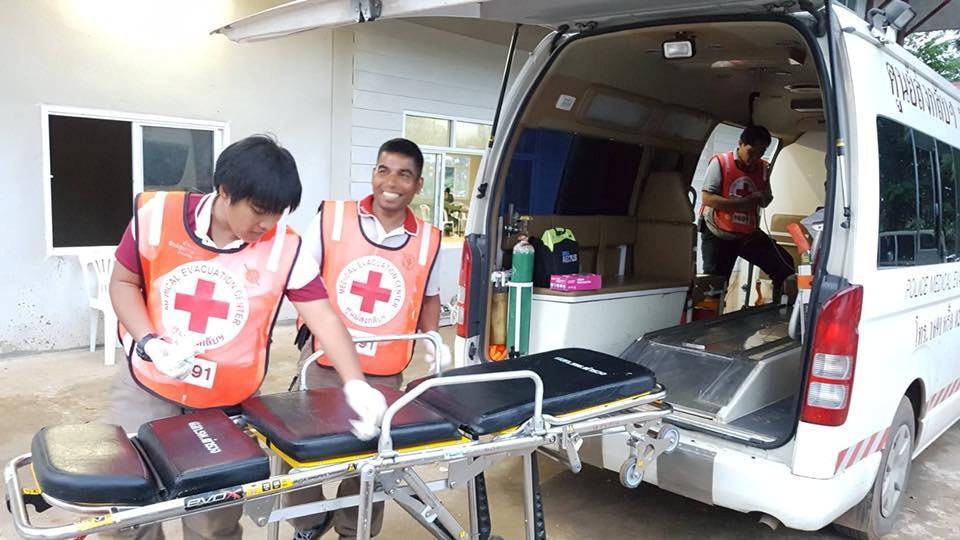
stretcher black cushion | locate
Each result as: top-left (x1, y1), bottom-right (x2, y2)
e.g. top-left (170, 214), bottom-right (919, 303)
top-left (242, 386), bottom-right (462, 463)
top-left (138, 409), bottom-right (269, 499)
top-left (409, 348), bottom-right (657, 435)
top-left (31, 424), bottom-right (158, 506)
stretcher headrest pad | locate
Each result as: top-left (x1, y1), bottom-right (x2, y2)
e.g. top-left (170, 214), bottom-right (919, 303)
top-left (137, 409), bottom-right (269, 499)
top-left (242, 386), bottom-right (461, 463)
top-left (31, 423), bottom-right (158, 506)
top-left (409, 348), bottom-right (657, 435)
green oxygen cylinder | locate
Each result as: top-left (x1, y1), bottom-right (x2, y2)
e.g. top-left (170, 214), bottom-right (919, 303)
top-left (507, 218), bottom-right (535, 357)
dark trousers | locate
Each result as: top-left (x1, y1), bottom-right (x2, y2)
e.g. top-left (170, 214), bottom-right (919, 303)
top-left (700, 226), bottom-right (795, 287)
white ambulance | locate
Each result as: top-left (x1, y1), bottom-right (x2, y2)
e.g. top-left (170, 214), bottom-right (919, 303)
top-left (218, 1), bottom-right (960, 537)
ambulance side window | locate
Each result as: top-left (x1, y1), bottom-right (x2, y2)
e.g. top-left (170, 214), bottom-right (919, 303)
top-left (877, 116), bottom-right (960, 267)
top-left (877, 117), bottom-right (919, 266)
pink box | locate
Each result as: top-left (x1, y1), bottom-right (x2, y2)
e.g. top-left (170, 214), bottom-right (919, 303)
top-left (549, 273), bottom-right (602, 291)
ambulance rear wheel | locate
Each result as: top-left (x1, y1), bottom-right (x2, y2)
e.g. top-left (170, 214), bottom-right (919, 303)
top-left (833, 396), bottom-right (915, 540)
top-left (619, 459), bottom-right (644, 489)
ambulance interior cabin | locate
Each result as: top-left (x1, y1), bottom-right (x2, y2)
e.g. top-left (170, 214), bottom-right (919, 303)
top-left (490, 21), bottom-right (827, 444)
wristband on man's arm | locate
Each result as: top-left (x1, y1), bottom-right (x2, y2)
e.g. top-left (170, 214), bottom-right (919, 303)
top-left (136, 333), bottom-right (160, 362)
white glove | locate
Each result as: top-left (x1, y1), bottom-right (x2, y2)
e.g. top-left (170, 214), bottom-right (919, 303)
top-left (143, 338), bottom-right (194, 380)
top-left (423, 339), bottom-right (452, 373)
top-left (343, 380), bottom-right (388, 441)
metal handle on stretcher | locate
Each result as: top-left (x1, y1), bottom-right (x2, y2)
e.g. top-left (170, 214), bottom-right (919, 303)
top-left (4, 453), bottom-right (188, 540)
top-left (378, 370), bottom-right (545, 455)
top-left (300, 331), bottom-right (446, 391)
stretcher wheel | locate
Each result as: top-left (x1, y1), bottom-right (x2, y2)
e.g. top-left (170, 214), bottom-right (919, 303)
top-left (619, 459), bottom-right (644, 489)
top-left (659, 425), bottom-right (680, 453)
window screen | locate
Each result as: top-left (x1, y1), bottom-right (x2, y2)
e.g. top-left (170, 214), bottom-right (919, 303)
top-left (49, 115), bottom-right (133, 248)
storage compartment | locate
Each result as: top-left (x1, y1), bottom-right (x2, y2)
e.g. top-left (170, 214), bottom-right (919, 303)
top-left (530, 285), bottom-right (687, 355)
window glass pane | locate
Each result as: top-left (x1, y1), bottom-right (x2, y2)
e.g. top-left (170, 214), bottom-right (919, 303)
top-left (501, 128), bottom-right (574, 215)
top-left (555, 135), bottom-right (642, 215)
top-left (412, 153), bottom-right (439, 225)
top-left (915, 132), bottom-right (940, 264)
top-left (143, 126), bottom-right (214, 192)
top-left (455, 121), bottom-right (491, 149)
top-left (442, 153), bottom-right (482, 238)
top-left (944, 145), bottom-right (960, 260)
top-left (877, 117), bottom-right (918, 266)
top-left (406, 116), bottom-right (450, 147)
top-left (49, 115), bottom-right (132, 248)
top-left (898, 234), bottom-right (916, 261)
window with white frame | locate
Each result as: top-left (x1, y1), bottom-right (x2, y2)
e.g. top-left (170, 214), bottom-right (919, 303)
top-left (42, 106), bottom-right (226, 255)
top-left (404, 113), bottom-right (490, 240)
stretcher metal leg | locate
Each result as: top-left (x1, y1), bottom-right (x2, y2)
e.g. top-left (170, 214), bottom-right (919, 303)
top-left (398, 468), bottom-right (467, 538)
top-left (355, 463), bottom-right (377, 540)
top-left (471, 472), bottom-right (493, 540)
top-left (467, 474), bottom-right (480, 539)
top-left (266, 454), bottom-right (281, 540)
top-left (390, 492), bottom-right (454, 539)
top-left (522, 452), bottom-right (547, 540)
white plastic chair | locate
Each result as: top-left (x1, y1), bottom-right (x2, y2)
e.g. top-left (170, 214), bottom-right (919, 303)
top-left (441, 208), bottom-right (455, 236)
top-left (77, 249), bottom-right (119, 366)
top-left (419, 203), bottom-right (432, 222)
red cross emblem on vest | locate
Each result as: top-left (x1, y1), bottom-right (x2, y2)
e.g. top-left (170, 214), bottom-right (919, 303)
top-left (174, 279), bottom-right (230, 333)
top-left (350, 271), bottom-right (392, 314)
top-left (734, 183), bottom-right (754, 197)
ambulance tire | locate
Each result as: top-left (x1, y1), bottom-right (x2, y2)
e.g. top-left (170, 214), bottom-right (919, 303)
top-left (833, 396), bottom-right (915, 540)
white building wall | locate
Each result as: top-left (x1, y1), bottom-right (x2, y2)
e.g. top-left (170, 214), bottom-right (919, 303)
top-left (333, 20), bottom-right (529, 306)
top-left (0, 0), bottom-right (335, 354)
top-left (344, 20), bottom-right (508, 199)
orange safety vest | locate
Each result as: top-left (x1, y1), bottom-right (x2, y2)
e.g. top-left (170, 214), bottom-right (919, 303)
top-left (313, 200), bottom-right (441, 376)
top-left (708, 151), bottom-right (769, 235)
top-left (121, 191), bottom-right (300, 409)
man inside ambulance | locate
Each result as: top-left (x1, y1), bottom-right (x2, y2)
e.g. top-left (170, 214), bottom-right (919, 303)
top-left (699, 124), bottom-right (795, 300)
top-left (107, 135), bottom-right (387, 540)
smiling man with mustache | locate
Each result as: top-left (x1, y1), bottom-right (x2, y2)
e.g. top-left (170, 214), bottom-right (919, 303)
top-left (289, 138), bottom-right (448, 540)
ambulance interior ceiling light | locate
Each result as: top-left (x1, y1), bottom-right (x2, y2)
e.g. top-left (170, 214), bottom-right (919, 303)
top-left (662, 33), bottom-right (695, 59)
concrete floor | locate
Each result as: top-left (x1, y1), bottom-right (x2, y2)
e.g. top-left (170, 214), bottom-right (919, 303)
top-left (1, 324), bottom-right (958, 539)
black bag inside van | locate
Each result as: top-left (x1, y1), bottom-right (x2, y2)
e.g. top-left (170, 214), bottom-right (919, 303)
top-left (531, 228), bottom-right (580, 287)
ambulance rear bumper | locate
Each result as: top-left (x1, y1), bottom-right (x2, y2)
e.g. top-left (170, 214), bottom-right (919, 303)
top-left (601, 431), bottom-right (879, 530)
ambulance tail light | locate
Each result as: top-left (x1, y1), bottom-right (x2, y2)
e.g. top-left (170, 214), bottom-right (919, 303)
top-left (456, 240), bottom-right (472, 339)
top-left (801, 284), bottom-right (863, 427)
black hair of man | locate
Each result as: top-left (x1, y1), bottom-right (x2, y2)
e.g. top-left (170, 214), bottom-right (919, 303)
top-left (378, 138), bottom-right (424, 177)
top-left (214, 134), bottom-right (301, 214)
top-left (739, 124), bottom-right (772, 148)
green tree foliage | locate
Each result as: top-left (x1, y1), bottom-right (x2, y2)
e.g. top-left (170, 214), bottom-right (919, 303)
top-left (904, 31), bottom-right (960, 82)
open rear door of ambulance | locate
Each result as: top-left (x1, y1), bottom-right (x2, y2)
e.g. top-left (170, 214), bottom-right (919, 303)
top-left (212, 0), bottom-right (807, 368)
top-left (212, 0), bottom-right (780, 43)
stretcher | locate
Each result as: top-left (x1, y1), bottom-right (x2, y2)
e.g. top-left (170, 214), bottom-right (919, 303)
top-left (6, 347), bottom-right (677, 540)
